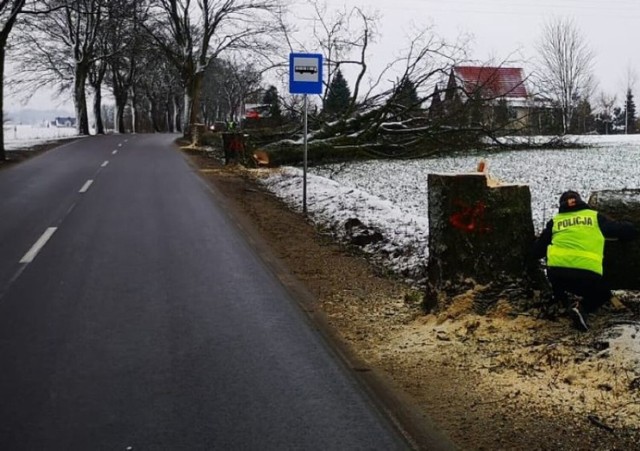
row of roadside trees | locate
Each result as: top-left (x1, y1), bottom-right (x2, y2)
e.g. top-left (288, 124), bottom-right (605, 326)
top-left (1, 2), bottom-right (638, 162)
top-left (0, 0), bottom-right (287, 161)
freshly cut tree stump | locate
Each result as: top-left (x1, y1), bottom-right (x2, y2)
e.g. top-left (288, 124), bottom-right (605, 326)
top-left (588, 189), bottom-right (640, 290)
top-left (426, 172), bottom-right (541, 311)
top-left (191, 123), bottom-right (207, 145)
top-left (222, 132), bottom-right (245, 165)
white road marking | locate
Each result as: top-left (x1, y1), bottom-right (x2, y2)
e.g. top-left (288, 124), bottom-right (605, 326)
top-left (118, 143), bottom-right (123, 147)
top-left (20, 227), bottom-right (58, 264)
top-left (79, 179), bottom-right (93, 193)
top-left (101, 160), bottom-right (109, 167)
top-left (112, 149), bottom-right (118, 155)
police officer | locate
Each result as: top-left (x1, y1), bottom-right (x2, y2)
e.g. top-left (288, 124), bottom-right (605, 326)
top-left (533, 190), bottom-right (638, 331)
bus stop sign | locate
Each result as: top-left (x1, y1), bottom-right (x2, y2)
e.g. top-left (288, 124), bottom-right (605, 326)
top-left (289, 53), bottom-right (323, 95)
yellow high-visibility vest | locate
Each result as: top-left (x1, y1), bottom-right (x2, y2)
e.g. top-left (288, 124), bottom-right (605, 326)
top-left (547, 209), bottom-right (604, 275)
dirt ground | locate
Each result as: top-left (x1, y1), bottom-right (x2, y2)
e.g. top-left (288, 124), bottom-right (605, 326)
top-left (184, 146), bottom-right (640, 451)
top-left (6, 140), bottom-right (639, 450)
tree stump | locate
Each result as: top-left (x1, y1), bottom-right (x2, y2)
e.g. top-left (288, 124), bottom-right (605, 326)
top-left (221, 132), bottom-right (245, 165)
top-left (426, 173), bottom-right (542, 311)
top-left (191, 123), bottom-right (207, 146)
top-left (588, 189), bottom-right (640, 290)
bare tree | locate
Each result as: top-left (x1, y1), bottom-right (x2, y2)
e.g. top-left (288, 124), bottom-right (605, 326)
top-left (134, 42), bottom-right (182, 133)
top-left (11, 0), bottom-right (108, 135)
top-left (99, 1), bottom-right (154, 134)
top-left (0, 0), bottom-right (26, 160)
top-left (146, 0), bottom-right (283, 138)
top-left (596, 91), bottom-right (617, 135)
top-left (535, 17), bottom-right (595, 134)
top-left (201, 58), bottom-right (261, 124)
top-left (88, 1), bottom-right (126, 135)
top-left (304, 1), bottom-right (379, 117)
top-left (88, 59), bottom-right (107, 134)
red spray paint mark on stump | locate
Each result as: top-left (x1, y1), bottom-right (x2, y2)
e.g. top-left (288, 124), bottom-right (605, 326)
top-left (229, 137), bottom-right (243, 152)
top-left (449, 200), bottom-right (491, 233)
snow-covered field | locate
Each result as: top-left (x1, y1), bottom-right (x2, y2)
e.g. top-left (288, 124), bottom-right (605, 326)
top-left (257, 134), bottom-right (640, 368)
top-left (4, 124), bottom-right (78, 150)
top-left (258, 135), bottom-right (640, 282)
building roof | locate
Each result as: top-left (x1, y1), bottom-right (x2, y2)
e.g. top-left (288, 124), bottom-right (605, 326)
top-left (451, 66), bottom-right (528, 99)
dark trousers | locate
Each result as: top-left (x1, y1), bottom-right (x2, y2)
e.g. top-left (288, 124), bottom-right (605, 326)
top-left (547, 267), bottom-right (611, 314)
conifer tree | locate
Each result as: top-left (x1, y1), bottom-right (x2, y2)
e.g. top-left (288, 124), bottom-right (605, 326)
top-left (493, 98), bottom-right (510, 127)
top-left (323, 69), bottom-right (351, 118)
top-left (428, 85), bottom-right (443, 119)
top-left (262, 85), bottom-right (282, 120)
top-left (395, 79), bottom-right (420, 110)
top-left (625, 88), bottom-right (637, 134)
top-left (467, 91), bottom-right (484, 126)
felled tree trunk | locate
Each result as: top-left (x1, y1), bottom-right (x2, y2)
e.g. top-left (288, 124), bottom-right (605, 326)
top-left (426, 173), bottom-right (543, 312)
top-left (588, 189), bottom-right (640, 289)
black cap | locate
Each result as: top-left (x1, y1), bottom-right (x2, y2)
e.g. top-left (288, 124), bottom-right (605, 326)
top-left (559, 190), bottom-right (582, 208)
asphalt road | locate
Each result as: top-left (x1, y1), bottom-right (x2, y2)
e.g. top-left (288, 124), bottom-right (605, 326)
top-left (0, 135), bottom-right (410, 450)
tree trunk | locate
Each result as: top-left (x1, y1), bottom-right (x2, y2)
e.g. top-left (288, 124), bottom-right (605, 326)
top-left (190, 71), bottom-right (203, 125)
top-left (173, 95), bottom-right (181, 133)
top-left (113, 101), bottom-right (126, 134)
top-left (0, 46), bottom-right (6, 161)
top-left (93, 87), bottom-right (104, 135)
top-left (183, 88), bottom-right (193, 138)
top-left (588, 189), bottom-right (640, 289)
top-left (149, 97), bottom-right (160, 132)
top-left (183, 71), bottom-right (204, 139)
top-left (426, 173), bottom-right (543, 312)
top-left (73, 67), bottom-right (90, 135)
top-left (111, 75), bottom-right (128, 134)
top-left (165, 95), bottom-right (172, 132)
top-left (130, 86), bottom-right (137, 133)
top-left (113, 105), bottom-right (120, 134)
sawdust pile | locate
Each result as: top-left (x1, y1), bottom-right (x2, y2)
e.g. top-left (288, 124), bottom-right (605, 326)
top-left (361, 287), bottom-right (640, 448)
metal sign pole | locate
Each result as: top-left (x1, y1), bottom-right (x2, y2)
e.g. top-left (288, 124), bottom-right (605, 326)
top-left (303, 94), bottom-right (308, 214)
top-left (289, 52), bottom-right (322, 216)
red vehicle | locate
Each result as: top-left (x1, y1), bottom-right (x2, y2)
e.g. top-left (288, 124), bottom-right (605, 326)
top-left (244, 104), bottom-right (271, 119)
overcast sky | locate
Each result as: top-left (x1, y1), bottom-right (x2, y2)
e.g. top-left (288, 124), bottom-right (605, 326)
top-left (7, 0), bottom-right (640, 112)
top-left (322, 0), bottom-right (640, 102)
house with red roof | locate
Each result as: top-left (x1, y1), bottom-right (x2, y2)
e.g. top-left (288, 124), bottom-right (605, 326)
top-left (436, 66), bottom-right (532, 130)
top-left (52, 116), bottom-right (77, 128)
